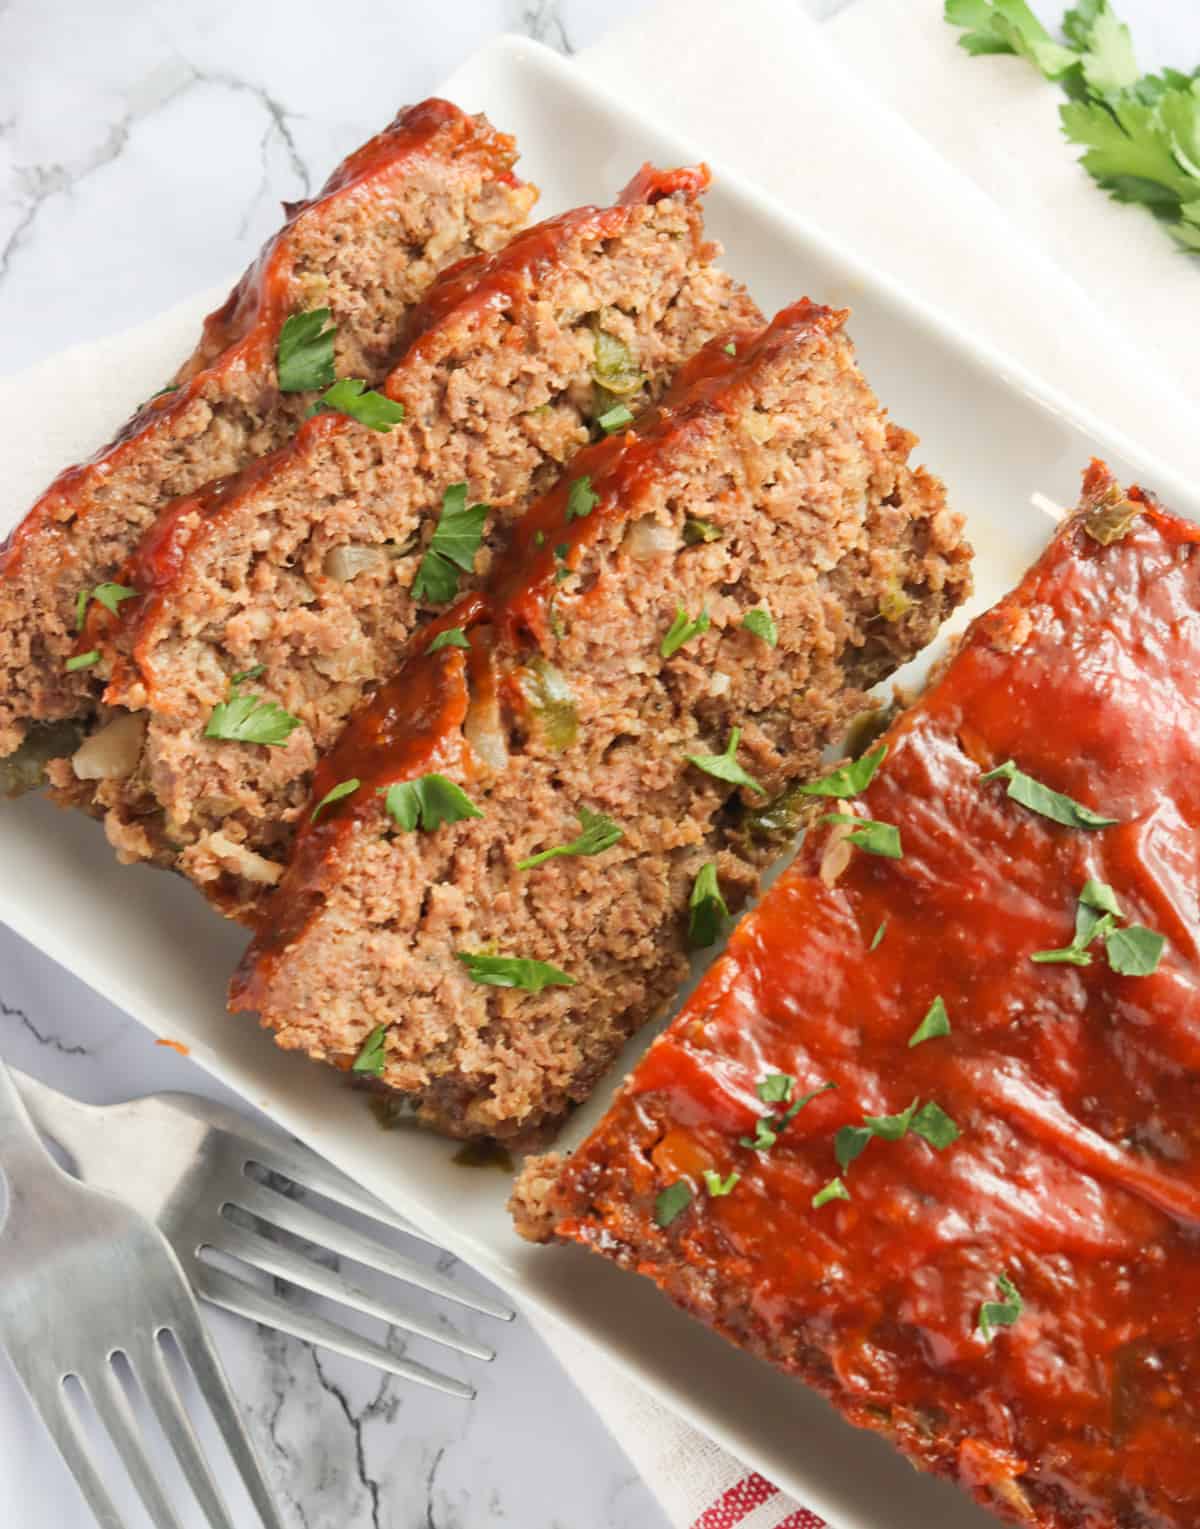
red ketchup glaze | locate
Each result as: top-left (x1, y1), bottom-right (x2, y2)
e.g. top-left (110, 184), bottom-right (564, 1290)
top-left (232, 301), bottom-right (843, 1000)
top-left (555, 464), bottom-right (1200, 1525)
top-left (0, 100), bottom-right (521, 578)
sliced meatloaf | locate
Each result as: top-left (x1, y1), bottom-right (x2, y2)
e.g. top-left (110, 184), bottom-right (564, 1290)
top-left (230, 301), bottom-right (971, 1142)
top-left (512, 465), bottom-right (1200, 1529)
top-left (0, 98), bottom-right (535, 777)
top-left (75, 166), bottom-right (760, 920)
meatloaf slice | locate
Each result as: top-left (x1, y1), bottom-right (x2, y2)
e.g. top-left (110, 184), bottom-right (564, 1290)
top-left (229, 300), bottom-right (971, 1142)
top-left (78, 166), bottom-right (760, 920)
top-left (514, 464), bottom-right (1200, 1529)
top-left (0, 98), bottom-right (535, 774)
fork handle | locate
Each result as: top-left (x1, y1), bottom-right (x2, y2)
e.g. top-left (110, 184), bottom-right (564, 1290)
top-left (0, 1058), bottom-right (60, 1186)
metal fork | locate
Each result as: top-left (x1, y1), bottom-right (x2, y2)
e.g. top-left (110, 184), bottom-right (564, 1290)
top-left (0, 1057), bottom-right (283, 1529)
top-left (12, 1066), bottom-right (512, 1400)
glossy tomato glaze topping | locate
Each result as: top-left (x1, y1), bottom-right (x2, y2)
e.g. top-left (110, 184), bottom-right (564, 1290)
top-left (551, 463), bottom-right (1200, 1527)
top-left (232, 301), bottom-right (842, 1002)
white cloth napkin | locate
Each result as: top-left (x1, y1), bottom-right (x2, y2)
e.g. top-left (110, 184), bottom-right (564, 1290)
top-left (536, 3), bottom-right (1198, 1527)
top-left (1, 4), bottom-right (1195, 1527)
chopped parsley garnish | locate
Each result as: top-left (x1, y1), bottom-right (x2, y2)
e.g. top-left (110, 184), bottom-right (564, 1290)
top-left (977, 1271), bottom-right (1024, 1343)
top-left (741, 1078), bottom-right (836, 1152)
top-left (517, 806), bottom-right (623, 870)
top-left (597, 403), bottom-right (634, 434)
top-left (231, 664), bottom-right (265, 685)
top-left (411, 483), bottom-right (489, 603)
top-left (310, 377), bottom-right (405, 432)
top-left (456, 952), bottom-right (576, 992)
top-left (428, 627), bottom-right (470, 653)
top-left (1105, 923), bottom-right (1165, 976)
top-left (351, 1023), bottom-right (388, 1077)
top-left (869, 919), bottom-right (888, 951)
top-left (703, 1169), bottom-right (740, 1198)
top-left (661, 606), bottom-right (710, 659)
top-left (812, 1177), bottom-right (851, 1209)
top-left (723, 342), bottom-right (737, 356)
top-left (945, 0), bottom-right (1200, 254)
top-left (682, 517), bottom-right (722, 545)
top-left (908, 995), bottom-right (951, 1048)
top-left (820, 813), bottom-right (902, 859)
top-left (1032, 877), bottom-right (1164, 975)
top-left (836, 1097), bottom-right (959, 1169)
top-left (311, 777), bottom-right (360, 823)
top-left (566, 475), bottom-right (599, 522)
top-left (799, 743), bottom-right (887, 799)
top-left (980, 759), bottom-right (1118, 828)
top-left (276, 307), bottom-right (337, 393)
top-left (379, 773), bottom-right (482, 833)
top-left (654, 1180), bottom-right (693, 1227)
top-left (65, 650), bottom-right (100, 672)
top-left (741, 607), bottom-right (777, 647)
top-left (75, 582), bottom-right (137, 630)
top-left (203, 671), bottom-right (300, 747)
top-left (686, 727), bottom-right (766, 796)
top-left (687, 863), bottom-right (729, 949)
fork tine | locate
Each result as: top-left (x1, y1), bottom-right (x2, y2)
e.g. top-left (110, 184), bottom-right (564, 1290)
top-left (226, 1178), bottom-right (514, 1321)
top-left (235, 1136), bottom-right (431, 1242)
top-left (135, 1339), bottom-right (238, 1529)
top-left (194, 1262), bottom-right (475, 1400)
top-left (16, 1369), bottom-right (127, 1529)
top-left (212, 1218), bottom-right (496, 1360)
top-left (82, 1357), bottom-right (186, 1529)
top-left (165, 1315), bottom-right (286, 1529)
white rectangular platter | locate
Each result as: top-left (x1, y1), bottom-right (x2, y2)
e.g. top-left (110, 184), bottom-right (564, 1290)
top-left (3, 36), bottom-right (1197, 1529)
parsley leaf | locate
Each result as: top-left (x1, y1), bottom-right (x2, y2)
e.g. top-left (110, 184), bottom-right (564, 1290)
top-left (686, 727), bottom-right (766, 796)
top-left (412, 484), bottom-right (489, 604)
top-left (517, 806), bottom-right (623, 870)
top-left (455, 952), bottom-right (576, 992)
top-left (76, 581), bottom-right (138, 630)
top-left (910, 1100), bottom-right (961, 1149)
top-left (687, 861), bottom-right (729, 949)
top-left (654, 1181), bottom-right (693, 1227)
top-left (1105, 923), bottom-right (1165, 976)
top-left (277, 308), bottom-right (337, 393)
top-left (836, 1097), bottom-right (959, 1168)
top-left (909, 995), bottom-right (951, 1048)
top-left (980, 759), bottom-right (1118, 828)
top-left (820, 813), bottom-right (902, 859)
top-left (683, 517), bottom-right (722, 545)
top-left (566, 476), bottom-right (599, 522)
top-left (835, 1124), bottom-right (874, 1171)
top-left (231, 664), bottom-right (265, 685)
top-left (812, 1177), bottom-right (851, 1209)
top-left (741, 1079), bottom-right (835, 1152)
top-left (311, 377), bottom-right (405, 432)
top-left (799, 743), bottom-right (887, 799)
top-left (380, 773), bottom-right (482, 833)
top-left (312, 777), bottom-right (360, 823)
top-left (944, 0), bottom-right (1078, 77)
top-left (597, 403), bottom-right (634, 434)
top-left (65, 650), bottom-right (100, 672)
top-left (204, 673), bottom-right (301, 747)
top-left (756, 1073), bottom-right (795, 1105)
top-left (977, 1272), bottom-right (1024, 1342)
top-left (351, 1023), bottom-right (388, 1076)
top-left (703, 1169), bottom-right (740, 1198)
top-left (723, 342), bottom-right (737, 356)
top-left (661, 606), bottom-right (710, 659)
top-left (869, 919), bottom-right (888, 951)
top-left (742, 607), bottom-right (778, 647)
top-left (428, 627), bottom-right (470, 653)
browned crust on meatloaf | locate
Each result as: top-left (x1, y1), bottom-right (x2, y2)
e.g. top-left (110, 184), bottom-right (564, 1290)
top-left (230, 301), bottom-right (970, 1142)
top-left (0, 99), bottom-right (536, 764)
top-left (74, 167), bottom-right (762, 921)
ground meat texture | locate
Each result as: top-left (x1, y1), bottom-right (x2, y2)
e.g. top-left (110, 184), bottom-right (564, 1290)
top-left (516, 464), bottom-right (1200, 1529)
top-left (0, 98), bottom-right (536, 768)
top-left (230, 301), bottom-right (971, 1143)
top-left (84, 166), bottom-right (762, 920)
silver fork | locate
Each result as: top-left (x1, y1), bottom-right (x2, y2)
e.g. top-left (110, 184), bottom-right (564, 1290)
top-left (12, 1066), bottom-right (512, 1400)
top-left (0, 1057), bottom-right (283, 1529)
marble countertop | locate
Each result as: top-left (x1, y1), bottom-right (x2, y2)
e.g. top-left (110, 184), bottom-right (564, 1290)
top-left (0, 0), bottom-right (1186, 1525)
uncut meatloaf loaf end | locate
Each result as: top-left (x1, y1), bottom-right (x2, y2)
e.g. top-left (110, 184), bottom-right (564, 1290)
top-left (515, 464), bottom-right (1200, 1528)
top-left (230, 299), bottom-right (971, 1142)
top-left (76, 165), bottom-right (761, 921)
top-left (0, 98), bottom-right (535, 782)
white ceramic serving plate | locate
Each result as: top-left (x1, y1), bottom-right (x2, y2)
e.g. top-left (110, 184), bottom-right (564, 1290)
top-left (3, 36), bottom-right (1198, 1529)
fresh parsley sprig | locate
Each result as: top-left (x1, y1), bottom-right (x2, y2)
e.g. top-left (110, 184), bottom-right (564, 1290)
top-left (412, 484), bottom-right (489, 604)
top-left (835, 1097), bottom-right (960, 1170)
top-left (204, 670), bottom-right (301, 747)
top-left (74, 582), bottom-right (137, 630)
top-left (277, 308), bottom-right (338, 393)
top-left (686, 728), bottom-right (766, 796)
top-left (741, 1076), bottom-right (836, 1153)
top-left (456, 952), bottom-right (576, 992)
top-left (661, 607), bottom-right (710, 659)
top-left (1032, 877), bottom-right (1165, 974)
top-left (800, 743), bottom-right (887, 799)
top-left (980, 759), bottom-right (1118, 828)
top-left (517, 807), bottom-right (623, 870)
top-left (310, 377), bottom-right (406, 432)
top-left (379, 773), bottom-right (482, 833)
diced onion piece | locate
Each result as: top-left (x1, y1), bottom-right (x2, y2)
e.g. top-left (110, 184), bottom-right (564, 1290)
top-left (710, 671), bottom-right (732, 697)
top-left (624, 516), bottom-right (676, 560)
top-left (71, 712), bottom-right (146, 782)
top-left (203, 831), bottom-right (283, 886)
top-left (818, 820), bottom-right (855, 887)
top-left (464, 689), bottom-right (509, 771)
top-left (323, 544), bottom-right (388, 582)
